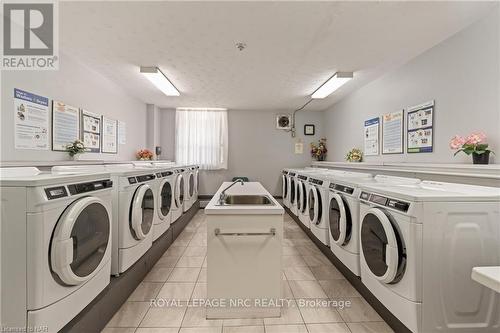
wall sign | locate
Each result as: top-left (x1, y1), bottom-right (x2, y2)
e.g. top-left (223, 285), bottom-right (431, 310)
top-left (14, 88), bottom-right (49, 150)
top-left (304, 124), bottom-right (315, 136)
top-left (382, 110), bottom-right (404, 154)
top-left (118, 120), bottom-right (127, 145)
top-left (81, 109), bottom-right (101, 152)
top-left (364, 117), bottom-right (379, 156)
top-left (101, 116), bottom-right (118, 154)
top-left (52, 100), bottom-right (80, 151)
top-left (407, 100), bottom-right (434, 153)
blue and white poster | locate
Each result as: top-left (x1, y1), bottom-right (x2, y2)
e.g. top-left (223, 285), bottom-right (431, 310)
top-left (14, 88), bottom-right (50, 150)
top-left (364, 117), bottom-right (379, 156)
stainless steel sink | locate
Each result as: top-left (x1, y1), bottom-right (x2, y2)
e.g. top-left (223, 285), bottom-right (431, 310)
top-left (218, 195), bottom-right (275, 206)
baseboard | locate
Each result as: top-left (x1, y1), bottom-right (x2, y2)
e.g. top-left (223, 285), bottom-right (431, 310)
top-left (61, 201), bottom-right (200, 333)
top-left (284, 206), bottom-right (411, 333)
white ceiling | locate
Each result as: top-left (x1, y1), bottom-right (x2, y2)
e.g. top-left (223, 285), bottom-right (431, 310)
top-left (60, 1), bottom-right (494, 111)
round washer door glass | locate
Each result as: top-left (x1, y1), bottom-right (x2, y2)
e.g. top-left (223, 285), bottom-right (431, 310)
top-left (360, 208), bottom-right (406, 284)
top-left (290, 178), bottom-right (296, 205)
top-left (130, 184), bottom-right (154, 240)
top-left (51, 197), bottom-right (110, 285)
top-left (175, 174), bottom-right (184, 207)
top-left (189, 173), bottom-right (195, 197)
top-left (308, 188), bottom-right (316, 221)
top-left (158, 179), bottom-right (172, 219)
top-left (329, 193), bottom-right (352, 245)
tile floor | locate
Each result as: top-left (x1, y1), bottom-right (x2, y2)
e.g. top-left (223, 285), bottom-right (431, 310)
top-left (103, 211), bottom-right (394, 333)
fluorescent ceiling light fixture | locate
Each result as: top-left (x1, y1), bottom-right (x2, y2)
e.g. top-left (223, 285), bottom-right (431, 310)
top-left (311, 72), bottom-right (353, 99)
top-left (140, 66), bottom-right (180, 96)
top-left (176, 107), bottom-right (227, 111)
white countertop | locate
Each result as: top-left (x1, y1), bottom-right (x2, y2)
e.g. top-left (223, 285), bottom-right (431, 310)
top-left (312, 161), bottom-right (500, 180)
top-left (205, 182), bottom-right (284, 215)
top-left (472, 266), bottom-right (500, 293)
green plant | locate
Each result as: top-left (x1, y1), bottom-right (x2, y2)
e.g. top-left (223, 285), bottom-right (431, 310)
top-left (66, 139), bottom-right (86, 156)
top-left (346, 148), bottom-right (363, 162)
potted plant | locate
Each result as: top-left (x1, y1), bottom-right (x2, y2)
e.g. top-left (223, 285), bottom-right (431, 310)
top-left (66, 139), bottom-right (86, 160)
top-left (136, 149), bottom-right (154, 160)
top-left (449, 132), bottom-right (494, 164)
top-left (346, 148), bottom-right (363, 162)
top-left (311, 138), bottom-right (327, 161)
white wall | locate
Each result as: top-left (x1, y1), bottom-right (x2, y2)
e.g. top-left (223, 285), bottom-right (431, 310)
top-left (159, 109), bottom-right (325, 195)
top-left (1, 52), bottom-right (147, 162)
top-left (323, 9), bottom-right (500, 164)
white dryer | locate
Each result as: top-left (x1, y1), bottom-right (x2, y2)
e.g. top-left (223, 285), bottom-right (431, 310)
top-left (53, 164), bottom-right (156, 276)
top-left (359, 180), bottom-right (500, 333)
top-left (327, 174), bottom-right (420, 276)
top-left (183, 165), bottom-right (199, 210)
top-left (0, 167), bottom-right (113, 332)
top-left (294, 168), bottom-right (330, 229)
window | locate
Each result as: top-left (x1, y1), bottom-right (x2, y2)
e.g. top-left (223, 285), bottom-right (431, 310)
top-left (175, 108), bottom-right (228, 170)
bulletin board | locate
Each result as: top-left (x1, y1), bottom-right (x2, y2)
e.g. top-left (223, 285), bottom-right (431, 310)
top-left (407, 100), bottom-right (434, 153)
top-left (364, 117), bottom-right (380, 156)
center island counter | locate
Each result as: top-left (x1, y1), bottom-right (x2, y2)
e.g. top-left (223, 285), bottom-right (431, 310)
top-left (205, 181), bottom-right (284, 319)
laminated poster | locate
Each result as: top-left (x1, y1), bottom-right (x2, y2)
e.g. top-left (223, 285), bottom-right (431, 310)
top-left (382, 110), bottom-right (404, 154)
top-left (101, 116), bottom-right (118, 153)
top-left (14, 88), bottom-right (50, 150)
top-left (81, 109), bottom-right (101, 152)
top-left (52, 100), bottom-right (80, 151)
top-left (364, 117), bottom-right (379, 156)
top-left (407, 101), bottom-right (434, 153)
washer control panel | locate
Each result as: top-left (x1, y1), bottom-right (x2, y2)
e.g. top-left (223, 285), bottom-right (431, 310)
top-left (330, 183), bottom-right (354, 195)
top-left (309, 178), bottom-right (323, 185)
top-left (359, 191), bottom-right (410, 212)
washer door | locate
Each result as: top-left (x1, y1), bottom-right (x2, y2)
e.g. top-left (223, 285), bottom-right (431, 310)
top-left (282, 174), bottom-right (288, 200)
top-left (194, 169), bottom-right (199, 194)
top-left (188, 172), bottom-right (195, 197)
top-left (130, 184), bottom-right (154, 240)
top-left (297, 181), bottom-right (303, 211)
top-left (360, 208), bottom-right (406, 284)
top-left (290, 178), bottom-right (296, 205)
top-left (158, 178), bottom-right (172, 220)
top-left (51, 197), bottom-right (110, 285)
top-left (175, 174), bottom-right (184, 207)
top-left (300, 182), bottom-right (307, 214)
top-left (329, 193), bottom-right (352, 246)
top-left (309, 186), bottom-right (323, 225)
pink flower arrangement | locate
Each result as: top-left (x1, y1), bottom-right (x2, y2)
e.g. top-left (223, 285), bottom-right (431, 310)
top-left (449, 132), bottom-right (494, 159)
top-left (136, 149), bottom-right (154, 160)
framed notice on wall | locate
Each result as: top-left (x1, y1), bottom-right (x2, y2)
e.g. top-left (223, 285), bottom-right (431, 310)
top-left (14, 88), bottom-right (50, 150)
top-left (382, 110), bottom-right (404, 154)
top-left (407, 100), bottom-right (434, 153)
top-left (364, 117), bottom-right (379, 156)
top-left (101, 116), bottom-right (118, 154)
top-left (81, 109), bottom-right (101, 153)
top-left (52, 101), bottom-right (80, 151)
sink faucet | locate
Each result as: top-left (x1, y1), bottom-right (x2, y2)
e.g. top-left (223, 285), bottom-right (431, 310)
top-left (219, 179), bottom-right (244, 205)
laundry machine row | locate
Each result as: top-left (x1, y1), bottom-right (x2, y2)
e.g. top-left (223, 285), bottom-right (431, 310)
top-left (281, 166), bottom-right (500, 333)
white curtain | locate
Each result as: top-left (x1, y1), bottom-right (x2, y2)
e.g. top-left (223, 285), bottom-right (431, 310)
top-left (175, 108), bottom-right (228, 170)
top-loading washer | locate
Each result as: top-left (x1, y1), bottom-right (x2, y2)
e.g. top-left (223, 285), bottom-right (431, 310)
top-left (327, 174), bottom-right (420, 276)
top-left (358, 180), bottom-right (500, 333)
top-left (53, 164), bottom-right (157, 276)
top-left (0, 167), bottom-right (113, 332)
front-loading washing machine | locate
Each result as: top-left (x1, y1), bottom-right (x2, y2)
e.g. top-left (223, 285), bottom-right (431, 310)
top-left (0, 167), bottom-right (113, 332)
top-left (293, 168), bottom-right (330, 228)
top-left (281, 168), bottom-right (291, 208)
top-left (359, 180), bottom-right (500, 333)
top-left (306, 169), bottom-right (352, 246)
top-left (53, 164), bottom-right (157, 275)
top-left (326, 173), bottom-right (420, 276)
top-left (171, 166), bottom-right (186, 223)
